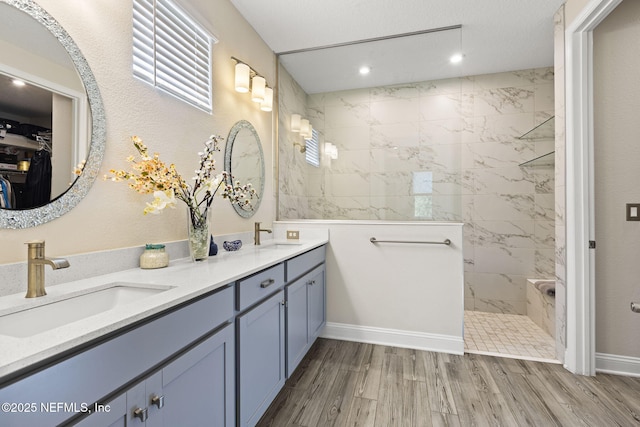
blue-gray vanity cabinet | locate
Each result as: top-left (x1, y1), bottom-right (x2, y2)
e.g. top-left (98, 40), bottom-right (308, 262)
top-left (237, 289), bottom-right (286, 427)
top-left (286, 264), bottom-right (326, 376)
top-left (161, 323), bottom-right (234, 427)
top-left (0, 286), bottom-right (234, 427)
top-left (74, 394), bottom-right (127, 427)
top-left (74, 323), bottom-right (235, 427)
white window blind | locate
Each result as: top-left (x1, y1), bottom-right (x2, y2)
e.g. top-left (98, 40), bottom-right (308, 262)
top-left (133, 0), bottom-right (215, 113)
top-left (305, 128), bottom-right (320, 167)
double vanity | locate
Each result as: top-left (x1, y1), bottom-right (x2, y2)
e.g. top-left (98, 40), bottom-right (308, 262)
top-left (0, 239), bottom-right (327, 426)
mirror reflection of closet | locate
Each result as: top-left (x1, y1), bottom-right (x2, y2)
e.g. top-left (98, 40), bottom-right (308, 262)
top-left (0, 0), bottom-right (105, 228)
top-left (0, 0), bottom-right (89, 209)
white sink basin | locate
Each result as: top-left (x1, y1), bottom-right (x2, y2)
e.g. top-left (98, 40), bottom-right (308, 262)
top-left (259, 241), bottom-right (303, 250)
top-left (0, 283), bottom-right (172, 338)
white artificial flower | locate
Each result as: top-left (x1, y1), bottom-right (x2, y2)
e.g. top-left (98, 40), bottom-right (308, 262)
top-left (144, 190), bottom-right (177, 215)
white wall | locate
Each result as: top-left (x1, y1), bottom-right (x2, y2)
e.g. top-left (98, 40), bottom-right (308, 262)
top-left (593, 0), bottom-right (640, 359)
top-left (565, 0), bottom-right (592, 26)
top-left (0, 0), bottom-right (276, 267)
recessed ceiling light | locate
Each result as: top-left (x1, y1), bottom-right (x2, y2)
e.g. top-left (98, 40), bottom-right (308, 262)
top-left (359, 66), bottom-right (371, 75)
top-left (12, 79), bottom-right (26, 87)
top-left (450, 54), bottom-right (463, 64)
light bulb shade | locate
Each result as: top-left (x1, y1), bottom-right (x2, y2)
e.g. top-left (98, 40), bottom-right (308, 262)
top-left (325, 143), bottom-right (338, 160)
top-left (235, 63), bottom-right (250, 93)
top-left (300, 119), bottom-right (310, 138)
top-left (291, 114), bottom-right (301, 132)
top-left (305, 124), bottom-right (313, 140)
top-left (251, 76), bottom-right (266, 102)
top-left (260, 87), bottom-right (273, 111)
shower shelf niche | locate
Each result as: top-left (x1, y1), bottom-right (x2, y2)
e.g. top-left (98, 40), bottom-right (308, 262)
top-left (518, 116), bottom-right (555, 167)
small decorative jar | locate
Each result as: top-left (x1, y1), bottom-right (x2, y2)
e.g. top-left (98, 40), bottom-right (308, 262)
top-left (140, 244), bottom-right (169, 269)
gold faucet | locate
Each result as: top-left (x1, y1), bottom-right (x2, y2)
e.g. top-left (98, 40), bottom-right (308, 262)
top-left (25, 241), bottom-right (70, 298)
top-left (254, 222), bottom-right (272, 246)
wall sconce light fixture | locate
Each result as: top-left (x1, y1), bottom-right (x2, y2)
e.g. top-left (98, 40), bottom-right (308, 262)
top-left (291, 114), bottom-right (301, 132)
top-left (300, 119), bottom-right (310, 138)
top-left (291, 114), bottom-right (313, 139)
top-left (234, 63), bottom-right (250, 93)
top-left (251, 75), bottom-right (266, 102)
top-left (232, 57), bottom-right (272, 112)
top-left (261, 87), bottom-right (273, 112)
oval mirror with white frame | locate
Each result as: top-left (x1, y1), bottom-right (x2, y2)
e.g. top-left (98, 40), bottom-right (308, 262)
top-left (0, 0), bottom-right (105, 228)
top-left (224, 120), bottom-right (265, 218)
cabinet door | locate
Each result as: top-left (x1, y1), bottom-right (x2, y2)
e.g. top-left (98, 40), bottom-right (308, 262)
top-left (238, 290), bottom-right (285, 427)
top-left (286, 277), bottom-right (308, 376)
top-left (125, 372), bottom-right (163, 427)
top-left (74, 393), bottom-right (127, 427)
top-left (162, 323), bottom-right (235, 427)
top-left (307, 265), bottom-right (326, 342)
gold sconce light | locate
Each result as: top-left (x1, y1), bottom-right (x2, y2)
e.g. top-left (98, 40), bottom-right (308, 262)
top-left (232, 57), bottom-right (272, 112)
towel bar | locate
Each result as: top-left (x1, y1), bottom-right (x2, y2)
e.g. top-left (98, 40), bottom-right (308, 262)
top-left (369, 237), bottom-right (451, 246)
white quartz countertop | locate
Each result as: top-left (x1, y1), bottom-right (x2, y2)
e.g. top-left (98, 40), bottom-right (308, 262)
top-left (0, 239), bottom-right (327, 379)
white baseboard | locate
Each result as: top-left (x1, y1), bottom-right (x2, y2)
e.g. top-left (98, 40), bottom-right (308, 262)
top-left (596, 353), bottom-right (640, 378)
top-left (321, 322), bottom-right (464, 355)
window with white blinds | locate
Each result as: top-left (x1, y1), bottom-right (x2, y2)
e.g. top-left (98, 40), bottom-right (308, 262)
top-left (133, 0), bottom-right (215, 113)
top-left (305, 128), bottom-right (320, 167)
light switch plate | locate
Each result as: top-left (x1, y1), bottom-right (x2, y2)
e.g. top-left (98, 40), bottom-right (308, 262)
top-left (626, 203), bottom-right (640, 221)
top-left (286, 230), bottom-right (300, 240)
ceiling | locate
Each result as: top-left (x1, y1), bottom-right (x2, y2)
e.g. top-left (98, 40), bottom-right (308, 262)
top-left (229, 0), bottom-right (565, 94)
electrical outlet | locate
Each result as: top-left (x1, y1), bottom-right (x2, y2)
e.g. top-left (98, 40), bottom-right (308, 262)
top-left (287, 230), bottom-right (300, 240)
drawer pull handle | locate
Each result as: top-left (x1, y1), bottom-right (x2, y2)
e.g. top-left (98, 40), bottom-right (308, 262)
top-left (151, 394), bottom-right (165, 409)
top-left (133, 407), bottom-right (148, 422)
top-left (260, 278), bottom-right (275, 288)
top-left (307, 280), bottom-right (316, 286)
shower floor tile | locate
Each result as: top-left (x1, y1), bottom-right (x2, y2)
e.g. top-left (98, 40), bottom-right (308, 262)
top-left (464, 310), bottom-right (558, 362)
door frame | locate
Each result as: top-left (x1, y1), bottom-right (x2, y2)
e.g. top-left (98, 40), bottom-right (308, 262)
top-left (564, 0), bottom-right (622, 375)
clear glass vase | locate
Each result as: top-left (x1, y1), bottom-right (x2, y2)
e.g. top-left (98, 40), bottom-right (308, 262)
top-left (187, 206), bottom-right (211, 262)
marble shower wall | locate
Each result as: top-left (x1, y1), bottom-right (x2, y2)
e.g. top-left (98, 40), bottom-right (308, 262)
top-left (553, 4), bottom-right (567, 360)
top-left (304, 79), bottom-right (465, 221)
top-left (278, 66), bottom-right (309, 219)
top-left (463, 69), bottom-right (555, 315)
top-left (278, 65), bottom-right (555, 316)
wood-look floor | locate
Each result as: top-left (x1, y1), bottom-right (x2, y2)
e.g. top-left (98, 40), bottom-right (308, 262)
top-left (257, 338), bottom-right (640, 427)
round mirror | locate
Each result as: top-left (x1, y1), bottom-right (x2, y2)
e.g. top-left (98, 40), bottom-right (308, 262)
top-left (0, 0), bottom-right (105, 228)
top-left (224, 120), bottom-right (265, 218)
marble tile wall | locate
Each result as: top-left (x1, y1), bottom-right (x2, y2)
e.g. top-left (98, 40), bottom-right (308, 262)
top-left (278, 66), bottom-right (309, 219)
top-left (553, 5), bottom-right (566, 361)
top-left (463, 68), bottom-right (555, 315)
top-left (526, 280), bottom-right (556, 338)
top-left (278, 64), bottom-right (556, 316)
top-left (304, 79), bottom-right (466, 221)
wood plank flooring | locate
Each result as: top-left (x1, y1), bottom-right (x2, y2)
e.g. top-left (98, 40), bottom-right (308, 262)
top-left (257, 339), bottom-right (640, 426)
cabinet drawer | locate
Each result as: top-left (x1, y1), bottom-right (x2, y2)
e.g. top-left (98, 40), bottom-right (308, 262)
top-left (237, 263), bottom-right (285, 312)
top-left (286, 245), bottom-right (326, 282)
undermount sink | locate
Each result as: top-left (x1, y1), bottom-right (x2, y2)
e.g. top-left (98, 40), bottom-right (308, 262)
top-left (0, 283), bottom-right (172, 338)
top-left (259, 241), bottom-right (303, 250)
